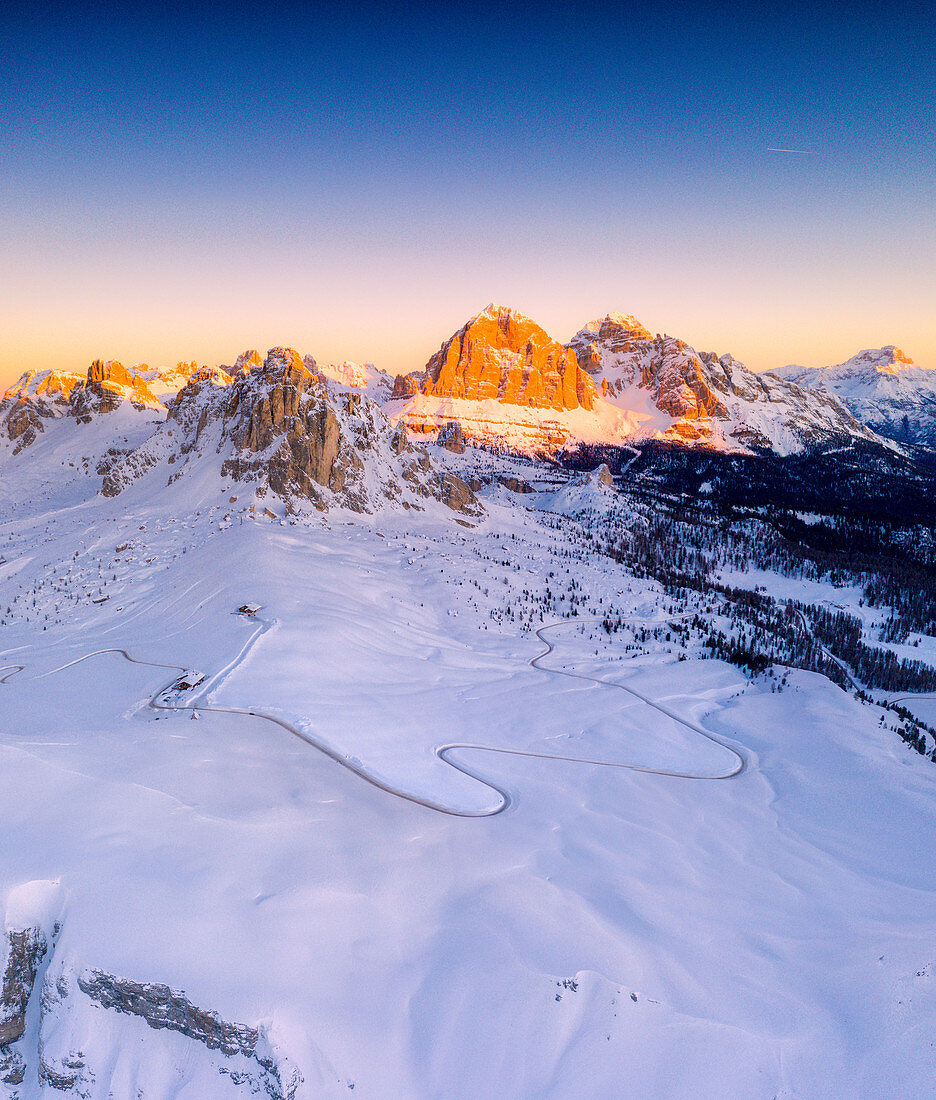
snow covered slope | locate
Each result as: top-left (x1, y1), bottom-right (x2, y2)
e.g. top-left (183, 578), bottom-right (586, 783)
top-left (772, 347), bottom-right (936, 449)
top-left (316, 360), bottom-right (393, 399)
top-left (2, 455), bottom-right (936, 1096)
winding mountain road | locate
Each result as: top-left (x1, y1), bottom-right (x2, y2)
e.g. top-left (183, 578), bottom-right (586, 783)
top-left (5, 616), bottom-right (747, 818)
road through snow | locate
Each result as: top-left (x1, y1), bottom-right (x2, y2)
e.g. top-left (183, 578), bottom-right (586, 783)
top-left (7, 617), bottom-right (747, 817)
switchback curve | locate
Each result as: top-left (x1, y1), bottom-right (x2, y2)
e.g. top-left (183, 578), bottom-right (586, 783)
top-left (6, 616), bottom-right (747, 817)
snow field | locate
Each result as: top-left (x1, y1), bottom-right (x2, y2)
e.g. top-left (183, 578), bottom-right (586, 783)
top-left (2, 467), bottom-right (936, 1096)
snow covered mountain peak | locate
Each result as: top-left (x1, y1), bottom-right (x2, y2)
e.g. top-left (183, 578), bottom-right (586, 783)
top-left (770, 345), bottom-right (936, 448)
top-left (833, 346), bottom-right (920, 375)
top-left (317, 360), bottom-right (393, 398)
top-left (782, 346), bottom-right (922, 381)
top-left (566, 318), bottom-right (882, 454)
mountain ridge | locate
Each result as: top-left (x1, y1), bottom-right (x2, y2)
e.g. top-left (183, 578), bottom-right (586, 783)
top-left (4, 309), bottom-right (930, 463)
top-left (0, 347), bottom-right (479, 518)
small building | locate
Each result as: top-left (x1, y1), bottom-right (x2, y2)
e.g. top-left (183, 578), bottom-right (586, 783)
top-left (237, 603), bottom-right (261, 616)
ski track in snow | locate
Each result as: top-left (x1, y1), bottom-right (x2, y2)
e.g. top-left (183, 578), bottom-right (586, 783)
top-left (9, 616), bottom-right (746, 818)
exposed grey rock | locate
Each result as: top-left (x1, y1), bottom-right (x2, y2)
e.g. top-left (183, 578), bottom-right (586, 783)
top-left (437, 420), bottom-right (466, 453)
top-left (391, 371), bottom-right (421, 398)
top-left (38, 1049), bottom-right (92, 1095)
top-left (76, 969), bottom-right (301, 1098)
top-left (6, 403), bottom-right (47, 454)
top-left (1, 1045), bottom-right (25, 1086)
top-left (0, 927), bottom-right (48, 1047)
top-left (497, 474), bottom-right (535, 494)
top-left (78, 970), bottom-right (258, 1056)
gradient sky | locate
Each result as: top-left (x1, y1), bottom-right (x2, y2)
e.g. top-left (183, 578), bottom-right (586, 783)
top-left (2, 0), bottom-right (933, 389)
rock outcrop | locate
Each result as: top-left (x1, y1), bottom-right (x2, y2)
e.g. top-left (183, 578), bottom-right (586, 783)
top-left (77, 970), bottom-right (262, 1058)
top-left (1, 926), bottom-right (48, 1087)
top-left (101, 347), bottom-right (481, 517)
top-left (70, 360), bottom-right (164, 420)
top-left (437, 420), bottom-right (466, 453)
top-left (0, 877), bottom-right (305, 1100)
top-left (35, 958), bottom-right (301, 1098)
top-left (594, 462), bottom-right (615, 488)
top-left (0, 927), bottom-right (47, 1048)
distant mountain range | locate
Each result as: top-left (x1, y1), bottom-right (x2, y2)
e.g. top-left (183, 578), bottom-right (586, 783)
top-left (2, 306), bottom-right (933, 518)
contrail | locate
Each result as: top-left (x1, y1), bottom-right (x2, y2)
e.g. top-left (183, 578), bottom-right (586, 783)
top-left (766, 147), bottom-right (814, 154)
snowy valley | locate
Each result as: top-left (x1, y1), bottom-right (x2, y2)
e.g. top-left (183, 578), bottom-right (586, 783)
top-left (2, 320), bottom-right (936, 1098)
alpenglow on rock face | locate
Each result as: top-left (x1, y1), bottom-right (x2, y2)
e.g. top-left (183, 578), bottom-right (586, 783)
top-left (0, 359), bottom-right (216, 455)
top-left (381, 306), bottom-right (887, 458)
top-left (394, 304), bottom-right (596, 412)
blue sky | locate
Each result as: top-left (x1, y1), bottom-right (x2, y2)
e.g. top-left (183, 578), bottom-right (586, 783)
top-left (2, 0), bottom-right (933, 383)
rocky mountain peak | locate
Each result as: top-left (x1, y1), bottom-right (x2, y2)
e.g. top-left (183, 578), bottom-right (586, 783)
top-left (80, 359), bottom-right (162, 414)
top-left (2, 368), bottom-right (84, 407)
top-left (233, 349), bottom-right (264, 374)
top-left (569, 315), bottom-right (655, 377)
top-left (396, 305), bottom-right (595, 413)
top-left (474, 301), bottom-right (535, 325)
top-left (256, 347), bottom-right (309, 381)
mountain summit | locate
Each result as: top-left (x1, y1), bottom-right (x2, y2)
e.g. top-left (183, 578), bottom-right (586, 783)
top-left (394, 303), bottom-right (595, 412)
top-left (771, 347), bottom-right (936, 448)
